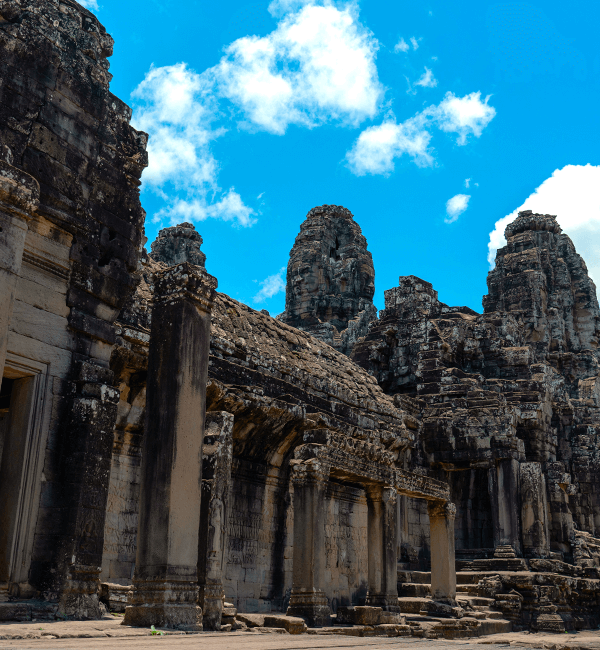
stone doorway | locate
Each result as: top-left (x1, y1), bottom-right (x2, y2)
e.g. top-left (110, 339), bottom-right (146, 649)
top-left (0, 354), bottom-right (49, 601)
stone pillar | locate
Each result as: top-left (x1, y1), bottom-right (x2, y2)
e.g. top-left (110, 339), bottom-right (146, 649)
top-left (489, 458), bottom-right (522, 555)
top-left (428, 501), bottom-right (456, 604)
top-left (520, 462), bottom-right (550, 558)
top-left (124, 263), bottom-right (217, 630)
top-left (198, 411), bottom-right (233, 631)
top-left (365, 486), bottom-right (399, 610)
top-left (0, 154), bottom-right (39, 378)
top-left (286, 461), bottom-right (331, 627)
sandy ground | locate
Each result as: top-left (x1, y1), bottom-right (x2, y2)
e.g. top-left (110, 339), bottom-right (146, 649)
top-left (1, 619), bottom-right (600, 650)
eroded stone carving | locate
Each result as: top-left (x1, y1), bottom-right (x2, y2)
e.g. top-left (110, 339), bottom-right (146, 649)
top-left (279, 204), bottom-right (377, 356)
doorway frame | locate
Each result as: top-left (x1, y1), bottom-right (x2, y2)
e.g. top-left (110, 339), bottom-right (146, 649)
top-left (1, 352), bottom-right (50, 595)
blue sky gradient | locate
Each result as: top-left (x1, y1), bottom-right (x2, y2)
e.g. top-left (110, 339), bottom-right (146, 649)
top-left (83, 0), bottom-right (600, 315)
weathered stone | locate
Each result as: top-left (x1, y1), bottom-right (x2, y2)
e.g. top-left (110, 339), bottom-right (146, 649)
top-left (263, 615), bottom-right (307, 634)
top-left (0, 0), bottom-right (147, 617)
top-left (123, 263), bottom-right (217, 630)
top-left (279, 204), bottom-right (377, 356)
top-left (150, 222), bottom-right (206, 268)
top-left (198, 412), bottom-right (234, 631)
top-left (6, 7), bottom-right (600, 634)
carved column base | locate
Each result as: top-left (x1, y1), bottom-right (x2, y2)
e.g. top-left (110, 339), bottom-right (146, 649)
top-left (199, 583), bottom-right (224, 631)
top-left (124, 579), bottom-right (202, 630)
top-left (286, 590), bottom-right (331, 627)
top-left (57, 564), bottom-right (102, 619)
top-left (365, 593), bottom-right (401, 612)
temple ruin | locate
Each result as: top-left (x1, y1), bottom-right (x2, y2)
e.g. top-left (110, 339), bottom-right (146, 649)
top-left (2, 0), bottom-right (600, 639)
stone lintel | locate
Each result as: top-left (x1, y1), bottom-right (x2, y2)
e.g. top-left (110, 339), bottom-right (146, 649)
top-left (396, 469), bottom-right (450, 502)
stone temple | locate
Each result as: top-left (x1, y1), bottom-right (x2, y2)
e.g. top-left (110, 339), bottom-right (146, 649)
top-left (2, 0), bottom-right (600, 640)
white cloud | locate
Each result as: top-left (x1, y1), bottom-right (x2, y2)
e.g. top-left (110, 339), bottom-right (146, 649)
top-left (78, 0), bottom-right (99, 9)
top-left (254, 267), bottom-right (286, 303)
top-left (215, 3), bottom-right (382, 134)
top-left (346, 114), bottom-right (432, 175)
top-left (410, 36), bottom-right (420, 50)
top-left (428, 91), bottom-right (496, 145)
top-left (445, 193), bottom-right (470, 223)
top-left (154, 189), bottom-right (257, 228)
top-left (347, 91), bottom-right (495, 175)
top-left (394, 37), bottom-right (409, 53)
top-left (268, 0), bottom-right (313, 17)
top-left (132, 63), bottom-right (255, 228)
top-left (487, 165), bottom-right (600, 285)
top-left (465, 178), bottom-right (471, 188)
top-left (415, 66), bottom-right (437, 88)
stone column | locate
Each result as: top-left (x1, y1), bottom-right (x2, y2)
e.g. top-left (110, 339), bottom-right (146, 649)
top-left (124, 263), bottom-right (217, 630)
top-left (365, 485), bottom-right (399, 610)
top-left (489, 458), bottom-right (522, 555)
top-left (198, 411), bottom-right (233, 631)
top-left (520, 462), bottom-right (550, 558)
top-left (286, 461), bottom-right (331, 627)
top-left (0, 154), bottom-right (39, 378)
top-left (428, 501), bottom-right (456, 604)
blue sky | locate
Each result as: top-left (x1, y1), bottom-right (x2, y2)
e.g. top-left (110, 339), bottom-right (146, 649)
top-left (83, 0), bottom-right (600, 315)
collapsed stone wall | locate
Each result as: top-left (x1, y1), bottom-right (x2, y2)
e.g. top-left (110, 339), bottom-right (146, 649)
top-left (0, 0), bottom-right (147, 613)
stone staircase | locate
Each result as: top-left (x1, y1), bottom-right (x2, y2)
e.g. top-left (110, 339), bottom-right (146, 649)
top-left (397, 569), bottom-right (513, 638)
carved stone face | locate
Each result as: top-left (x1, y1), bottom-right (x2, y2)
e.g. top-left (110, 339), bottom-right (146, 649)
top-left (282, 205), bottom-right (376, 331)
top-left (150, 223), bottom-right (207, 268)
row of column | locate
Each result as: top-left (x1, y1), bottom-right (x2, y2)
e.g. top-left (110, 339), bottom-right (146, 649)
top-left (286, 462), bottom-right (457, 626)
top-left (121, 259), bottom-right (457, 630)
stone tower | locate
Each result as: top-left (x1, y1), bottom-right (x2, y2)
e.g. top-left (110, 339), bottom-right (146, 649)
top-left (150, 222), bottom-right (206, 268)
top-left (279, 205), bottom-right (377, 355)
top-left (484, 210), bottom-right (600, 379)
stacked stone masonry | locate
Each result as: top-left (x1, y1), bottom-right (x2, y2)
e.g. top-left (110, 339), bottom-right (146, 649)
top-left (2, 0), bottom-right (600, 638)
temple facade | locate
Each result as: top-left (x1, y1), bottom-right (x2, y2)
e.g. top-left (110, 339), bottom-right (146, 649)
top-left (2, 0), bottom-right (600, 638)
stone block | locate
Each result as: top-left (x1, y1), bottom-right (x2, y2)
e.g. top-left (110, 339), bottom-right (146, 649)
top-left (335, 606), bottom-right (382, 625)
top-left (236, 613), bottom-right (265, 628)
top-left (263, 615), bottom-right (308, 634)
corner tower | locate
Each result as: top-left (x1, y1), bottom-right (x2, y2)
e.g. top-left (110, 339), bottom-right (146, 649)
top-left (484, 210), bottom-right (600, 360)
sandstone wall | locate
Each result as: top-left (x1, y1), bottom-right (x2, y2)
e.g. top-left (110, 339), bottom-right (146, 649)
top-left (0, 0), bottom-right (146, 608)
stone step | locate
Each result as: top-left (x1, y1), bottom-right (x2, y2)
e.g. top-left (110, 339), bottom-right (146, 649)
top-left (398, 583), bottom-right (430, 597)
top-left (0, 602), bottom-right (59, 622)
top-left (397, 597), bottom-right (432, 615)
top-left (477, 618), bottom-right (513, 635)
top-left (465, 597), bottom-right (495, 607)
top-left (397, 571), bottom-right (431, 584)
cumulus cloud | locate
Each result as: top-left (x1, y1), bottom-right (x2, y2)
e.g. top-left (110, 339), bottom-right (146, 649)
top-left (410, 36), bottom-right (420, 50)
top-left (132, 63), bottom-right (255, 227)
top-left (154, 189), bottom-right (256, 228)
top-left (487, 165), bottom-right (600, 284)
top-left (254, 267), bottom-right (286, 303)
top-left (78, 0), bottom-right (99, 9)
top-left (465, 178), bottom-right (471, 188)
top-left (214, 3), bottom-right (383, 134)
top-left (268, 0), bottom-right (313, 18)
top-left (346, 114), bottom-right (432, 175)
top-left (415, 66), bottom-right (437, 88)
top-left (430, 91), bottom-right (496, 144)
top-left (445, 194), bottom-right (470, 223)
top-left (394, 37), bottom-right (409, 53)
top-left (347, 91), bottom-right (495, 175)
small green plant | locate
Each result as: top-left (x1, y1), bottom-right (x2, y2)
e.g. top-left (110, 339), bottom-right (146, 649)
top-left (150, 625), bottom-right (164, 636)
